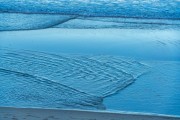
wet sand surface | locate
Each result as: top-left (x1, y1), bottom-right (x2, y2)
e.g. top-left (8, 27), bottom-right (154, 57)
top-left (0, 107), bottom-right (180, 120)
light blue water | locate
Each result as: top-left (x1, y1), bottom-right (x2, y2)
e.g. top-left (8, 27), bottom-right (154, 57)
top-left (0, 0), bottom-right (180, 116)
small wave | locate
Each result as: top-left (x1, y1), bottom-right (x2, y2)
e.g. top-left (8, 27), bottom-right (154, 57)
top-left (0, 12), bottom-right (179, 31)
top-left (55, 17), bottom-right (180, 30)
top-left (0, 49), bottom-right (149, 109)
top-left (0, 0), bottom-right (179, 31)
top-left (0, 0), bottom-right (179, 19)
top-left (0, 13), bottom-right (76, 31)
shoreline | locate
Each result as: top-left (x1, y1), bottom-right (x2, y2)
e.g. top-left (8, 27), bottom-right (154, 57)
top-left (0, 107), bottom-right (180, 120)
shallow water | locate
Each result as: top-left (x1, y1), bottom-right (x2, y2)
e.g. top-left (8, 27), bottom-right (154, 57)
top-left (104, 61), bottom-right (180, 115)
top-left (0, 28), bottom-right (179, 115)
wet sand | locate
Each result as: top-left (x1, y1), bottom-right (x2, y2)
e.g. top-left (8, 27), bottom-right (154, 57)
top-left (0, 107), bottom-right (180, 120)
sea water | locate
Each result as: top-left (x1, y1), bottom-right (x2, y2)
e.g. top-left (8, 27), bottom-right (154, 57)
top-left (0, 0), bottom-right (180, 116)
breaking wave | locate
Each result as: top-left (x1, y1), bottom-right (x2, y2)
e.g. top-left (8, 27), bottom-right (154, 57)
top-left (0, 49), bottom-right (149, 109)
top-left (0, 0), bottom-right (180, 31)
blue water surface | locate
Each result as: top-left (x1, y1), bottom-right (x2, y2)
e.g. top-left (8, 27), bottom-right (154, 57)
top-left (0, 0), bottom-right (180, 116)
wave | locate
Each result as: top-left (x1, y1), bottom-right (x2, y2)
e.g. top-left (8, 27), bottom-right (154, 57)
top-left (0, 0), bottom-right (179, 19)
top-left (0, 13), bottom-right (180, 31)
top-left (0, 49), bottom-right (149, 109)
top-left (55, 16), bottom-right (180, 29)
top-left (0, 0), bottom-right (179, 31)
top-left (0, 13), bottom-right (77, 31)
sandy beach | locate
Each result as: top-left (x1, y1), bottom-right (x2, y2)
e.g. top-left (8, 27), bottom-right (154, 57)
top-left (0, 107), bottom-right (180, 120)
